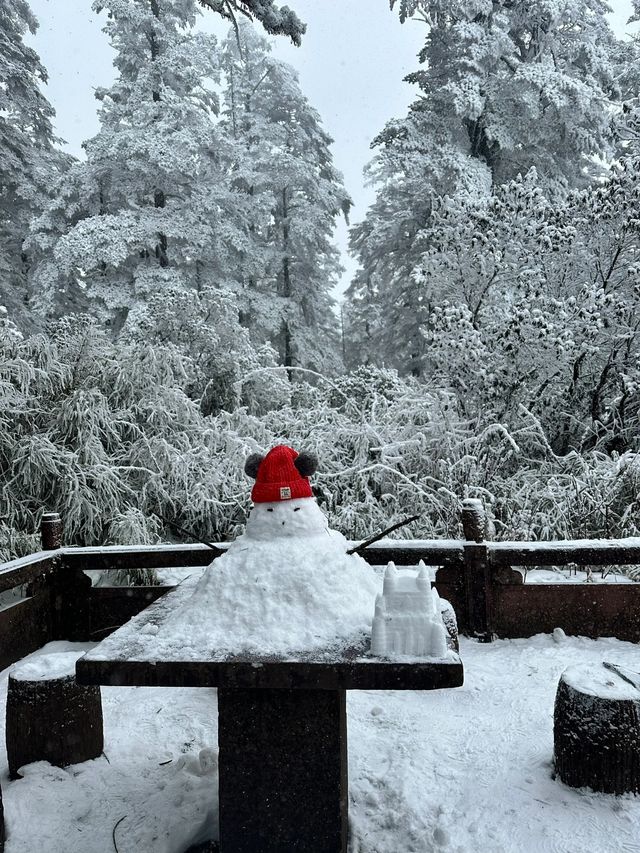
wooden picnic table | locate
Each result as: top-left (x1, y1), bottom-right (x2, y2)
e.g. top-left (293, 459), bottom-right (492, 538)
top-left (76, 587), bottom-right (463, 853)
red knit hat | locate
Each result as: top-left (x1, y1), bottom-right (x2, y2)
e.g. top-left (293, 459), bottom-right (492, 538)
top-left (245, 445), bottom-right (318, 503)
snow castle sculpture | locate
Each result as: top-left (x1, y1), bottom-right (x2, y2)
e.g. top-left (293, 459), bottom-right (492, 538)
top-left (371, 562), bottom-right (448, 658)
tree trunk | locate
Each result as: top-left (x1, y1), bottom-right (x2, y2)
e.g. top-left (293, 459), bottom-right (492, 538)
top-left (149, 0), bottom-right (168, 267)
top-left (6, 654), bottom-right (103, 779)
top-left (554, 663), bottom-right (640, 794)
top-left (280, 186), bottom-right (293, 370)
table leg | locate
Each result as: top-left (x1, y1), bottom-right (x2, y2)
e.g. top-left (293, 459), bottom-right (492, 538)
top-left (217, 688), bottom-right (348, 853)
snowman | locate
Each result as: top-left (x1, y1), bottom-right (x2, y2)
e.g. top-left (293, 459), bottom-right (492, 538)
top-left (165, 445), bottom-right (380, 657)
top-left (167, 445), bottom-right (450, 660)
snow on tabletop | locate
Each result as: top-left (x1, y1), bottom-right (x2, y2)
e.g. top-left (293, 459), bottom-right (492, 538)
top-left (4, 635), bottom-right (640, 852)
top-left (84, 501), bottom-right (458, 663)
top-left (562, 662), bottom-right (640, 702)
top-left (10, 651), bottom-right (81, 682)
top-left (87, 498), bottom-right (385, 661)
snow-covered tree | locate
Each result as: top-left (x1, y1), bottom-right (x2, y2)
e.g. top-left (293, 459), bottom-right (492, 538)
top-left (219, 23), bottom-right (351, 372)
top-left (4, 318), bottom-right (640, 562)
top-left (197, 0), bottom-right (305, 43)
top-left (346, 0), bottom-right (624, 376)
top-left (390, 0), bottom-right (618, 189)
top-left (122, 283), bottom-right (289, 414)
top-left (0, 0), bottom-right (66, 332)
top-left (29, 0), bottom-right (252, 337)
top-left (405, 148), bottom-right (640, 454)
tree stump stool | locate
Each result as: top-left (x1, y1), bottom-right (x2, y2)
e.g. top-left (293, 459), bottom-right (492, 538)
top-left (554, 662), bottom-right (640, 794)
top-left (6, 652), bottom-right (103, 780)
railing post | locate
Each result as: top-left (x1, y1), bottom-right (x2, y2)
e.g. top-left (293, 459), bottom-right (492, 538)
top-left (39, 512), bottom-right (92, 641)
top-left (22, 512), bottom-right (65, 644)
top-left (40, 511), bottom-right (63, 550)
top-left (462, 499), bottom-right (493, 642)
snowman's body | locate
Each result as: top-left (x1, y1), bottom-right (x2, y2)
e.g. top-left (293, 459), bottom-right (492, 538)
top-left (166, 496), bottom-right (381, 657)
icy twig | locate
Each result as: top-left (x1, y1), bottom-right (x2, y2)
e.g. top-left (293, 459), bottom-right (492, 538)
top-left (112, 815), bottom-right (127, 853)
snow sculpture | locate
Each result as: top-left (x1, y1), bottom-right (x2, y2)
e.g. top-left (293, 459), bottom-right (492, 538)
top-left (164, 445), bottom-right (381, 657)
top-left (161, 444), bottom-right (455, 660)
top-left (371, 562), bottom-right (448, 658)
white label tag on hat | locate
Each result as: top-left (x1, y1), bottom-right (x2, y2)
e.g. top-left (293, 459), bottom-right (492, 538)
top-left (280, 486), bottom-right (292, 499)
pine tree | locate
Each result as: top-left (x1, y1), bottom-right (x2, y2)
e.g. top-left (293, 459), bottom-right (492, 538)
top-left (0, 0), bottom-right (66, 332)
top-left (29, 0), bottom-right (249, 335)
top-left (346, 0), bottom-right (623, 377)
top-left (394, 0), bottom-right (618, 188)
top-left (219, 22), bottom-right (351, 373)
top-left (197, 0), bottom-right (305, 44)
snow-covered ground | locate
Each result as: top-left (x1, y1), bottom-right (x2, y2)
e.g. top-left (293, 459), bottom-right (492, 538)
top-left (2, 634), bottom-right (639, 853)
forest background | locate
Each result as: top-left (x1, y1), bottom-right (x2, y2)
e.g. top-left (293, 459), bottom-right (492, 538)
top-left (2, 0), bottom-right (640, 565)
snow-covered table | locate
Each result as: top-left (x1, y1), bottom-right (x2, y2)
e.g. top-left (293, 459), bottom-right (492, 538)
top-left (76, 587), bottom-right (463, 853)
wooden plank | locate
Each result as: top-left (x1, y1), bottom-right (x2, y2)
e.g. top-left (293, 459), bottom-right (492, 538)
top-left (490, 541), bottom-right (640, 567)
top-left (0, 553), bottom-right (58, 594)
top-left (61, 541), bottom-right (465, 571)
top-left (6, 539), bottom-right (637, 577)
top-left (4, 536), bottom-right (638, 662)
top-left (89, 586), bottom-right (173, 639)
top-left (76, 656), bottom-right (463, 690)
top-left (63, 545), bottom-right (220, 571)
top-left (70, 538), bottom-right (633, 573)
top-left (0, 594), bottom-right (52, 672)
top-left (433, 574), bottom-right (467, 632)
top-left (463, 543), bottom-right (492, 641)
top-left (493, 584), bottom-right (640, 642)
top-left (76, 585), bottom-right (463, 689)
top-left (359, 542), bottom-right (464, 567)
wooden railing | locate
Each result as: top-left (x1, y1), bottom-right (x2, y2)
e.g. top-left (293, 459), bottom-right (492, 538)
top-left (2, 502), bottom-right (640, 675)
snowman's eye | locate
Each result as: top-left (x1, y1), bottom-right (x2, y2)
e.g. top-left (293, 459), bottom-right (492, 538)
top-left (267, 508), bottom-right (274, 512)
top-left (293, 507), bottom-right (301, 512)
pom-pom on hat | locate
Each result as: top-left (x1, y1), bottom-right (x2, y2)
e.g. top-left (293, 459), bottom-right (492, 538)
top-left (245, 445), bottom-right (318, 503)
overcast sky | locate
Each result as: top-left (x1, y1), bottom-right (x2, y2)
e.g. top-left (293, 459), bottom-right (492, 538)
top-left (27, 0), bottom-right (638, 298)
